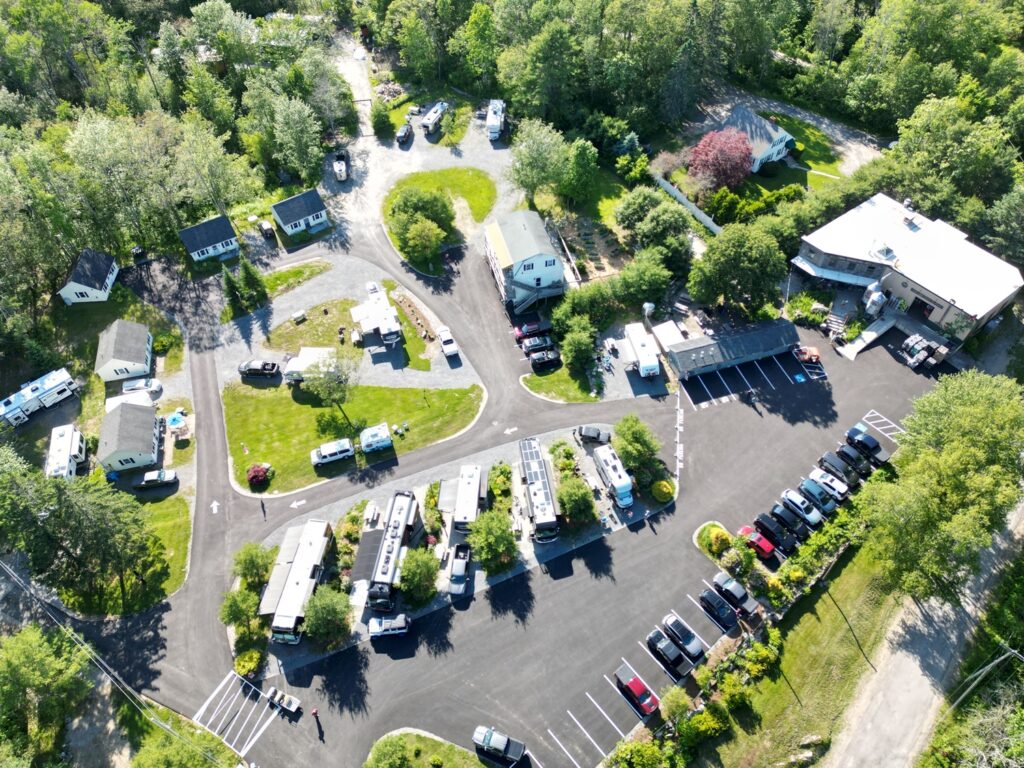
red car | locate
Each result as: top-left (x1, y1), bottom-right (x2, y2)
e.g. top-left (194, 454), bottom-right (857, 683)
top-left (615, 663), bottom-right (659, 715)
top-left (738, 525), bottom-right (776, 560)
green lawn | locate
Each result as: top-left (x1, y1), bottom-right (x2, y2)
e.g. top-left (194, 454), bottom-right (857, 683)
top-left (523, 367), bottom-right (600, 403)
top-left (383, 279), bottom-right (430, 372)
top-left (223, 382), bottom-right (483, 492)
top-left (159, 398), bottom-right (195, 469)
top-left (759, 111), bottom-right (842, 177)
top-left (736, 162), bottom-right (837, 201)
top-left (264, 259), bottom-right (332, 298)
top-left (263, 298), bottom-right (362, 364)
top-left (699, 546), bottom-right (899, 767)
top-left (139, 495), bottom-right (191, 597)
top-left (534, 167), bottom-right (629, 231)
top-left (370, 733), bottom-right (490, 768)
top-left (227, 183), bottom-right (303, 241)
top-left (114, 690), bottom-right (235, 764)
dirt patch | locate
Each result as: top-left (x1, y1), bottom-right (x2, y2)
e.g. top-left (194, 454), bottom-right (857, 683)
top-left (558, 217), bottom-right (631, 282)
top-left (65, 675), bottom-right (132, 768)
top-left (451, 198), bottom-right (477, 242)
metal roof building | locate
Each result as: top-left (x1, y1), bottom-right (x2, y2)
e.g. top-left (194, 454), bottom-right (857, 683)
top-left (259, 519), bottom-right (334, 644)
top-left (664, 319), bottom-right (800, 379)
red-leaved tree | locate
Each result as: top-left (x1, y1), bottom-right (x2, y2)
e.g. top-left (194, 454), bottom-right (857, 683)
top-left (688, 128), bottom-right (753, 190)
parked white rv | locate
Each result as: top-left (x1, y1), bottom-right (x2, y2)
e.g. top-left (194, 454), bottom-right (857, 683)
top-left (452, 464), bottom-right (483, 532)
top-left (283, 347), bottom-right (336, 384)
top-left (624, 323), bottom-right (661, 378)
top-left (421, 101), bottom-right (449, 133)
top-left (0, 369), bottom-right (79, 427)
top-left (359, 423), bottom-right (394, 453)
top-left (485, 99), bottom-right (505, 141)
top-left (593, 444), bottom-right (634, 509)
top-left (44, 424), bottom-right (86, 480)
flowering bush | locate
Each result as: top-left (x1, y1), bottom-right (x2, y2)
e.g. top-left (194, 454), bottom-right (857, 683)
top-left (247, 464), bottom-right (270, 487)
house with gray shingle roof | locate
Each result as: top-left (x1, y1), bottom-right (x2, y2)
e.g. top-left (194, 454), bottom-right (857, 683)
top-left (97, 402), bottom-right (160, 471)
top-left (483, 211), bottom-right (566, 314)
top-left (178, 215), bottom-right (239, 262)
top-left (271, 189), bottom-right (329, 235)
top-left (721, 106), bottom-right (794, 172)
top-left (58, 249), bottom-right (119, 305)
top-left (95, 319), bottom-right (152, 382)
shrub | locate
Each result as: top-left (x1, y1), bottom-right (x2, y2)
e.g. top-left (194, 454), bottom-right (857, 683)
top-left (247, 464), bottom-right (270, 487)
top-left (616, 151), bottom-right (650, 185)
top-left (339, 520), bottom-right (362, 543)
top-left (693, 665), bottom-right (714, 696)
top-left (765, 576), bottom-right (789, 606)
top-left (371, 100), bottom-right (394, 138)
top-left (423, 481), bottom-right (443, 536)
top-left (152, 332), bottom-right (176, 355)
top-left (234, 648), bottom-right (263, 677)
top-left (398, 548), bottom-right (439, 608)
top-left (615, 186), bottom-right (663, 231)
top-left (719, 547), bottom-right (742, 573)
top-left (691, 701), bottom-right (730, 738)
top-left (366, 735), bottom-right (409, 768)
top-left (429, 757), bottom-right (443, 768)
top-left (557, 476), bottom-right (597, 526)
top-left (719, 671), bottom-right (750, 710)
top-left (708, 527), bottom-right (732, 556)
top-left (650, 479), bottom-right (675, 503)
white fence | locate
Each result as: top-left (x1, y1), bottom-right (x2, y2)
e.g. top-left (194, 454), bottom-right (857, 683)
top-left (651, 173), bottom-right (723, 235)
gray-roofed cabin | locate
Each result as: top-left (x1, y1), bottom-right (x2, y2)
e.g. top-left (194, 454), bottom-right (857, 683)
top-left (97, 402), bottom-right (160, 471)
top-left (178, 215), bottom-right (239, 262)
top-left (271, 189), bottom-right (329, 235)
top-left (58, 249), bottom-right (119, 305)
top-left (665, 319), bottom-right (800, 379)
top-left (721, 106), bottom-right (794, 172)
top-left (95, 319), bottom-right (152, 382)
top-left (483, 211), bottom-right (566, 314)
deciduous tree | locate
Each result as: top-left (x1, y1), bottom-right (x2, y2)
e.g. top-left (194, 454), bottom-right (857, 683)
top-left (687, 223), bottom-right (786, 313)
top-left (985, 185), bottom-right (1024, 267)
top-left (402, 217), bottom-right (445, 266)
top-left (232, 542), bottom-right (275, 587)
top-left (303, 356), bottom-right (358, 426)
top-left (302, 585), bottom-right (353, 648)
top-left (688, 128), bottom-right (753, 190)
top-left (218, 588), bottom-right (259, 627)
top-left (557, 139), bottom-right (599, 204)
top-left (508, 118), bottom-right (568, 202)
top-left (467, 509), bottom-right (518, 573)
top-left (615, 186), bottom-right (663, 232)
top-left (449, 3), bottom-right (498, 85)
top-left (612, 414), bottom-right (662, 482)
top-left (271, 96), bottom-right (323, 184)
top-left (617, 249), bottom-right (672, 307)
top-left (556, 476), bottom-right (597, 525)
top-left (398, 547), bottom-right (439, 607)
top-left (182, 58), bottom-right (235, 137)
top-left (635, 203), bottom-right (693, 275)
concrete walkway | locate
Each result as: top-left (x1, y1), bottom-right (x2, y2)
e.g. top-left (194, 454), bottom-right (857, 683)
top-left (823, 503), bottom-right (1024, 768)
top-left (838, 316), bottom-right (896, 360)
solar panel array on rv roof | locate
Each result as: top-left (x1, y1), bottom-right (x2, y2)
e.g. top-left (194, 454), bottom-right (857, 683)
top-left (519, 438), bottom-right (555, 520)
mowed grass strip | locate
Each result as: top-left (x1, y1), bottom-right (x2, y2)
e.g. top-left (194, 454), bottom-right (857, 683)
top-left (522, 367), bottom-right (600, 403)
top-left (698, 545), bottom-right (899, 768)
top-left (373, 733), bottom-right (491, 767)
top-left (223, 383), bottom-right (483, 492)
top-left (264, 259), bottom-right (332, 298)
top-left (534, 166), bottom-right (628, 231)
top-left (758, 111), bottom-right (842, 177)
top-left (383, 279), bottom-right (430, 372)
top-left (383, 168), bottom-right (497, 224)
top-left (263, 298), bottom-right (362, 363)
top-left (139, 494), bottom-right (191, 597)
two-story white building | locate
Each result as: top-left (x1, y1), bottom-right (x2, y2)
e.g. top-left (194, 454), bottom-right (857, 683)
top-left (95, 319), bottom-right (152, 382)
top-left (58, 249), bottom-right (119, 305)
top-left (793, 193), bottom-right (1024, 341)
top-left (178, 215), bottom-right (240, 263)
top-left (722, 105), bottom-right (794, 173)
top-left (271, 189), bottom-right (329, 236)
top-left (483, 211), bottom-right (566, 314)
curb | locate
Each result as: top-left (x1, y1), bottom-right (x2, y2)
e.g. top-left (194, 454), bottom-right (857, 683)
top-left (517, 371), bottom-right (601, 405)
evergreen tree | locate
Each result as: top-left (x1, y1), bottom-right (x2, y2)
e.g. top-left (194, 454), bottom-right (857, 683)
top-left (237, 257), bottom-right (267, 307)
top-left (222, 265), bottom-right (244, 315)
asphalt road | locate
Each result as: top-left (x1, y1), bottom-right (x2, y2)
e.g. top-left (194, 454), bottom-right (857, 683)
top-left (82, 40), bottom-right (940, 768)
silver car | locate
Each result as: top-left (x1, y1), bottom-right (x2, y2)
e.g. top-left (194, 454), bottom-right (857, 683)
top-left (781, 488), bottom-right (823, 527)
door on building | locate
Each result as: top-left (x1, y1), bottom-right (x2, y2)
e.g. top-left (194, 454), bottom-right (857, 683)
top-left (909, 297), bottom-right (934, 320)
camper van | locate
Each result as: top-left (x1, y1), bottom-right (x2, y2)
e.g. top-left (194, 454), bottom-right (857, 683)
top-left (421, 101), bottom-right (449, 133)
top-left (485, 99), bottom-right (505, 141)
top-left (0, 369), bottom-right (79, 427)
top-left (359, 423), bottom-right (393, 454)
top-left (624, 323), bottom-right (661, 378)
top-left (44, 424), bottom-right (86, 480)
top-left (594, 444), bottom-right (634, 509)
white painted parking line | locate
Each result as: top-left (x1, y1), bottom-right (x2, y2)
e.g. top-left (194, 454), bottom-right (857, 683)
top-left (772, 355), bottom-right (794, 383)
top-left (638, 640), bottom-right (679, 681)
top-left (620, 657), bottom-right (659, 707)
top-left (715, 370), bottom-right (732, 395)
top-left (735, 365), bottom-right (754, 391)
top-left (586, 692), bottom-right (625, 738)
top-left (696, 375), bottom-right (714, 401)
top-left (670, 608), bottom-right (711, 650)
top-left (687, 593), bottom-right (728, 634)
top-left (546, 729), bottom-right (583, 768)
top-left (861, 410), bottom-right (905, 440)
top-left (194, 671), bottom-right (233, 720)
top-left (680, 381), bottom-right (698, 411)
top-left (526, 751), bottom-right (545, 768)
top-left (753, 360), bottom-right (776, 390)
top-left (567, 709), bottom-right (608, 757)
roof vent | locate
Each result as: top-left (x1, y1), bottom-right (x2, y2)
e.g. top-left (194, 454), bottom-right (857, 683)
top-left (903, 198), bottom-right (913, 210)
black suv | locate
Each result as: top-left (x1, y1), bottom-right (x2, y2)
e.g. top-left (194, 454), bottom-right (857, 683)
top-left (769, 503), bottom-right (810, 541)
top-left (521, 335), bottom-right (555, 354)
top-left (836, 444), bottom-right (872, 477)
top-left (530, 349), bottom-right (561, 371)
top-left (754, 513), bottom-right (798, 554)
top-left (238, 360), bottom-right (279, 378)
top-left (846, 427), bottom-right (891, 465)
top-left (699, 589), bottom-right (739, 631)
top-left (819, 451), bottom-right (860, 486)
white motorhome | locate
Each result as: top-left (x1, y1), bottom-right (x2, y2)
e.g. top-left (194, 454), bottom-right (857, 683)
top-left (593, 444), bottom-right (634, 509)
top-left (624, 322), bottom-right (661, 378)
top-left (359, 423), bottom-right (393, 453)
top-left (452, 464), bottom-right (484, 532)
top-left (258, 519), bottom-right (334, 644)
top-left (518, 438), bottom-right (559, 543)
top-left (44, 424), bottom-right (86, 480)
top-left (485, 99), bottom-right (505, 141)
top-left (421, 101), bottom-right (449, 133)
top-left (283, 346), bottom-right (336, 384)
top-left (0, 369), bottom-right (79, 427)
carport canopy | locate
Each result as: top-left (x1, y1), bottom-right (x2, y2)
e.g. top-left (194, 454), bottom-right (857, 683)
top-left (351, 528), bottom-right (385, 583)
top-left (667, 318), bottom-right (800, 379)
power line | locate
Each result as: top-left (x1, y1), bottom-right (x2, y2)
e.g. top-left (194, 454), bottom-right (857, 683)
top-left (0, 559), bottom-right (234, 768)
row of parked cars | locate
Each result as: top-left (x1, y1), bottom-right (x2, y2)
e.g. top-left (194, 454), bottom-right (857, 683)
top-left (735, 425), bottom-right (892, 562)
top-left (514, 319), bottom-right (561, 371)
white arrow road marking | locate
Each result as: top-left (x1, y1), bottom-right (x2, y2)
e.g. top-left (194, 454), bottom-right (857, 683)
top-left (210, 501), bottom-right (220, 514)
top-left (289, 499), bottom-right (307, 509)
top-left (503, 426), bottom-right (519, 435)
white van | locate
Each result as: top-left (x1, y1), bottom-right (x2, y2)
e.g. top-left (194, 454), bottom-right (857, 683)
top-left (310, 438), bottom-right (355, 467)
top-left (368, 614), bottom-right (411, 637)
top-left (359, 423), bottom-right (393, 453)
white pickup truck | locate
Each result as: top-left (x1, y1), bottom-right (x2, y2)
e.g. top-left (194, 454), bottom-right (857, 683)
top-left (448, 543), bottom-right (471, 595)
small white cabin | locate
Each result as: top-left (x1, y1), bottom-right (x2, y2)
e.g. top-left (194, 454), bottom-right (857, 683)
top-left (58, 249), bottom-right (119, 305)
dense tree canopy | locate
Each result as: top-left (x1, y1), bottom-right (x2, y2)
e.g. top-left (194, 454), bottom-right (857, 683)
top-left (687, 224), bottom-right (787, 313)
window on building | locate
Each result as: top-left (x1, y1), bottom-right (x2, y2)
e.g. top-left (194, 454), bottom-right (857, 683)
top-left (198, 248), bottom-right (208, 256)
top-left (119, 457), bottom-right (136, 466)
top-left (75, 291), bottom-right (89, 299)
top-left (115, 367), bottom-right (128, 375)
top-left (545, 259), bottom-right (556, 267)
top-left (522, 262), bottom-right (534, 271)
top-left (535, 277), bottom-right (542, 287)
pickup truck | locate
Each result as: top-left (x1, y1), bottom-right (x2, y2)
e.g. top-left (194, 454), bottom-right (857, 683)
top-left (448, 543), bottom-right (471, 595)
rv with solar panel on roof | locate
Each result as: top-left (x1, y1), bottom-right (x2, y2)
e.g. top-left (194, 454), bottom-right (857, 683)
top-left (366, 491), bottom-right (423, 612)
top-left (518, 437), bottom-right (559, 542)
